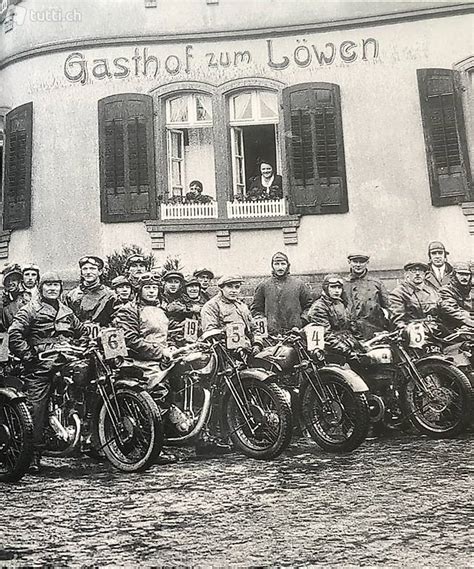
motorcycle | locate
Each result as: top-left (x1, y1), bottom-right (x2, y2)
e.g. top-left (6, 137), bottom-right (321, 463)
top-left (352, 320), bottom-right (473, 438)
top-left (148, 329), bottom-right (293, 460)
top-left (0, 356), bottom-right (34, 482)
top-left (38, 328), bottom-right (164, 472)
top-left (249, 327), bottom-right (371, 453)
top-left (442, 327), bottom-right (474, 386)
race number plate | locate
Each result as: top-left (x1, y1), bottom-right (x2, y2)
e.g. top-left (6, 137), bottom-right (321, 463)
top-left (100, 328), bottom-right (128, 359)
top-left (183, 319), bottom-right (199, 343)
top-left (84, 322), bottom-right (100, 340)
top-left (254, 317), bottom-right (268, 338)
top-left (407, 322), bottom-right (426, 348)
top-left (305, 325), bottom-right (325, 351)
top-left (226, 323), bottom-right (246, 349)
top-left (0, 332), bottom-right (9, 363)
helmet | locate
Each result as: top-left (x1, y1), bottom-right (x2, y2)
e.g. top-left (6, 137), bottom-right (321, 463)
top-left (2, 263), bottom-right (23, 284)
top-left (39, 271), bottom-right (63, 293)
top-left (137, 272), bottom-right (161, 289)
top-left (78, 256), bottom-right (104, 270)
top-left (322, 273), bottom-right (344, 295)
top-left (22, 263), bottom-right (40, 275)
top-left (428, 241), bottom-right (449, 256)
top-left (126, 254), bottom-right (148, 269)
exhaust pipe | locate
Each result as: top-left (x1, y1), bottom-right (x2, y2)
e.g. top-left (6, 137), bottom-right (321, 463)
top-left (166, 388), bottom-right (212, 445)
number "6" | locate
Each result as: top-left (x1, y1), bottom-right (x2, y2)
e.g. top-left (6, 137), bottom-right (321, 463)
top-left (108, 333), bottom-right (119, 350)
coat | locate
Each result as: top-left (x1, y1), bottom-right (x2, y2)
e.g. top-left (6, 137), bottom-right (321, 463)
top-left (344, 272), bottom-right (390, 339)
top-left (113, 301), bottom-right (169, 361)
top-left (65, 283), bottom-right (116, 326)
top-left (425, 263), bottom-right (453, 292)
top-left (201, 293), bottom-right (257, 345)
top-left (9, 299), bottom-right (86, 360)
top-left (388, 281), bottom-right (439, 329)
top-left (438, 279), bottom-right (474, 329)
top-left (247, 175), bottom-right (283, 201)
top-left (307, 293), bottom-right (360, 355)
top-left (1, 291), bottom-right (31, 332)
top-left (251, 275), bottom-right (313, 334)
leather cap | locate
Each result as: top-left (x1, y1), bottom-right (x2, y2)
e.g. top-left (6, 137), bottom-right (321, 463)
top-left (111, 275), bottom-right (131, 289)
top-left (79, 256), bottom-right (104, 270)
top-left (428, 241), bottom-right (449, 255)
top-left (126, 254), bottom-right (148, 268)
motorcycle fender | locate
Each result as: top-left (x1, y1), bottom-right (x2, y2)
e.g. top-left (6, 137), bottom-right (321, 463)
top-left (239, 368), bottom-right (277, 383)
top-left (0, 387), bottom-right (28, 403)
top-left (320, 365), bottom-right (369, 393)
top-left (114, 378), bottom-right (142, 391)
top-left (415, 355), bottom-right (455, 367)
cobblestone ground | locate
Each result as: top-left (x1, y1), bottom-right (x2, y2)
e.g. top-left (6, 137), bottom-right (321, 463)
top-left (1, 433), bottom-right (473, 567)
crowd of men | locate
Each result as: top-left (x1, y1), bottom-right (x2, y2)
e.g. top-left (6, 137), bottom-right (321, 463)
top-left (1, 241), bottom-right (473, 471)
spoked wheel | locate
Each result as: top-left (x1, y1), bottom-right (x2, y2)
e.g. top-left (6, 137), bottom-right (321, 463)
top-left (98, 388), bottom-right (163, 472)
top-left (0, 399), bottom-right (34, 482)
top-left (43, 405), bottom-right (82, 457)
top-left (222, 378), bottom-right (292, 460)
top-left (402, 361), bottom-right (473, 438)
top-left (300, 370), bottom-right (370, 452)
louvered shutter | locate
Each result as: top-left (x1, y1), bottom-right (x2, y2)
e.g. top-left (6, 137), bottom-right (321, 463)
top-left (417, 69), bottom-right (472, 206)
top-left (3, 103), bottom-right (32, 230)
top-left (283, 83), bottom-right (348, 215)
top-left (99, 94), bottom-right (157, 222)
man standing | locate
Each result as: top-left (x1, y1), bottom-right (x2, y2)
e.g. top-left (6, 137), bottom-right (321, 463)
top-left (425, 241), bottom-right (453, 292)
top-left (22, 264), bottom-right (40, 302)
top-left (344, 254), bottom-right (390, 339)
top-left (125, 253), bottom-right (149, 294)
top-left (251, 252), bottom-right (313, 335)
top-left (65, 256), bottom-right (115, 327)
top-left (438, 262), bottom-right (474, 330)
top-left (193, 268), bottom-right (215, 303)
top-left (389, 262), bottom-right (439, 329)
top-left (9, 272), bottom-right (86, 471)
top-left (1, 264), bottom-right (30, 331)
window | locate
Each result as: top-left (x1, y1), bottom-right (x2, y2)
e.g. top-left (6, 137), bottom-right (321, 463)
top-left (98, 93), bottom-right (157, 223)
top-left (417, 68), bottom-right (472, 206)
top-left (283, 83), bottom-right (348, 215)
top-left (3, 102), bottom-right (33, 230)
top-left (228, 90), bottom-right (280, 199)
top-left (165, 93), bottom-right (215, 201)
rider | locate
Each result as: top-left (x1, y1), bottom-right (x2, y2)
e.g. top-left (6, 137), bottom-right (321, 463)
top-left (251, 252), bottom-right (313, 334)
top-left (65, 256), bottom-right (116, 328)
top-left (307, 274), bottom-right (362, 357)
top-left (184, 275), bottom-right (206, 314)
top-left (344, 254), bottom-right (390, 340)
top-left (1, 264), bottom-right (31, 331)
top-left (9, 272), bottom-right (86, 472)
top-left (161, 270), bottom-right (190, 344)
top-left (438, 262), bottom-right (474, 330)
top-left (193, 268), bottom-right (215, 303)
top-left (22, 263), bottom-right (40, 303)
top-left (425, 241), bottom-right (453, 292)
top-left (388, 262), bottom-right (439, 329)
top-left (201, 275), bottom-right (261, 348)
top-left (125, 253), bottom-right (149, 295)
top-left (111, 275), bottom-right (133, 307)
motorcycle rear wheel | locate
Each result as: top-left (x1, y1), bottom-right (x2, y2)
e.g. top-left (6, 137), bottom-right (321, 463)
top-left (221, 378), bottom-right (292, 460)
top-left (0, 399), bottom-right (34, 482)
top-left (43, 408), bottom-right (81, 457)
top-left (98, 387), bottom-right (163, 472)
top-left (300, 370), bottom-right (370, 452)
top-left (401, 361), bottom-right (472, 438)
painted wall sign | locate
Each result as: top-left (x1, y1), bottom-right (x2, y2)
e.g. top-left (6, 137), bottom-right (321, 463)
top-left (63, 37), bottom-right (379, 84)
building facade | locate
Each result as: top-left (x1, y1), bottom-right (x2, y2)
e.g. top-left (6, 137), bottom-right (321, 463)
top-left (0, 0), bottom-right (473, 281)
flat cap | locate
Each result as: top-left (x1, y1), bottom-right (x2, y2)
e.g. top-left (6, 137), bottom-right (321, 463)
top-left (193, 268), bottom-right (214, 279)
top-left (185, 275), bottom-right (201, 287)
top-left (217, 275), bottom-right (244, 288)
top-left (452, 262), bottom-right (472, 274)
top-left (404, 262), bottom-right (429, 272)
top-left (162, 270), bottom-right (184, 282)
top-left (348, 254), bottom-right (370, 262)
top-left (111, 275), bottom-right (131, 289)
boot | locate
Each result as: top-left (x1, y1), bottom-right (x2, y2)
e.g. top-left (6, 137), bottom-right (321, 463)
top-left (194, 428), bottom-right (232, 456)
top-left (155, 450), bottom-right (178, 465)
top-left (28, 452), bottom-right (42, 474)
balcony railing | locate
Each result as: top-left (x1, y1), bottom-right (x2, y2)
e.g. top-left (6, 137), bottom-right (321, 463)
top-left (160, 201), bottom-right (218, 220)
top-left (227, 199), bottom-right (286, 218)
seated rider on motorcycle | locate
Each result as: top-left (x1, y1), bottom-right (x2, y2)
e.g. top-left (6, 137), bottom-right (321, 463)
top-left (307, 274), bottom-right (363, 358)
top-left (388, 262), bottom-right (439, 330)
top-left (438, 262), bottom-right (474, 331)
top-left (8, 272), bottom-right (87, 472)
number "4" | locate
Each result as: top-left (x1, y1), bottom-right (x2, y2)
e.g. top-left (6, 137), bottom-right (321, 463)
top-left (305, 325), bottom-right (325, 351)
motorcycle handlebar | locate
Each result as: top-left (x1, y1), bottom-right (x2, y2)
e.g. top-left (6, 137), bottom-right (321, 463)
top-left (38, 344), bottom-right (86, 361)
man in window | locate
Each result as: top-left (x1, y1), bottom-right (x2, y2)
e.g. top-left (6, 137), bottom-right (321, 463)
top-left (251, 252), bottom-right (313, 334)
top-left (344, 254), bottom-right (390, 340)
top-left (425, 241), bottom-right (453, 292)
top-left (389, 262), bottom-right (439, 330)
top-left (65, 256), bottom-right (115, 327)
top-left (184, 180), bottom-right (213, 204)
top-left (246, 161), bottom-right (283, 201)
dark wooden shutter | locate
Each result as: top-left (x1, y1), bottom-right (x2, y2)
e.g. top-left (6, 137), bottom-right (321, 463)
top-left (98, 94), bottom-right (157, 222)
top-left (3, 103), bottom-right (32, 230)
top-left (417, 69), bottom-right (472, 206)
top-left (283, 83), bottom-right (348, 215)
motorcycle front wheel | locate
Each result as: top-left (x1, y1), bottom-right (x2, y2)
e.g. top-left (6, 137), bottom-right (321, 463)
top-left (300, 370), bottom-right (370, 452)
top-left (97, 387), bottom-right (163, 472)
top-left (221, 378), bottom-right (292, 460)
top-left (401, 361), bottom-right (473, 438)
top-left (0, 399), bottom-right (34, 482)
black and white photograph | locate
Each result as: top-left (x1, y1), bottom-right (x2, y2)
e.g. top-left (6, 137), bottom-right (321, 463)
top-left (0, 0), bottom-right (473, 566)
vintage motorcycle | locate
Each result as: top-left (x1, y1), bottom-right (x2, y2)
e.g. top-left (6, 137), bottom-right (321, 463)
top-left (38, 328), bottom-right (164, 472)
top-left (442, 327), bottom-right (474, 387)
top-left (0, 354), bottom-right (34, 482)
top-left (249, 327), bottom-right (371, 453)
top-left (351, 320), bottom-right (473, 437)
top-left (147, 329), bottom-right (293, 460)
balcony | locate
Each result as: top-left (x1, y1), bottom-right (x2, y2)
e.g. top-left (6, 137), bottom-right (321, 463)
top-left (227, 199), bottom-right (286, 218)
top-left (160, 201), bottom-right (218, 220)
